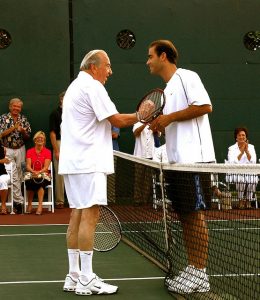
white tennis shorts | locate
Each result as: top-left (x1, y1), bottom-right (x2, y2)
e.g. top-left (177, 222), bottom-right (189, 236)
top-left (63, 173), bottom-right (107, 209)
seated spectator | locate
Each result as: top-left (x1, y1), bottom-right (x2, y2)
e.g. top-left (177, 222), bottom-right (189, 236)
top-left (0, 143), bottom-right (11, 214)
top-left (226, 127), bottom-right (258, 209)
top-left (24, 131), bottom-right (51, 215)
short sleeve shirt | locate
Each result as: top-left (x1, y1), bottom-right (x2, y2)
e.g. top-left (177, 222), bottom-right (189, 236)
top-left (133, 122), bottom-right (155, 159)
top-left (26, 147), bottom-right (52, 170)
top-left (164, 68), bottom-right (215, 163)
top-left (0, 113), bottom-right (31, 148)
top-left (59, 71), bottom-right (118, 174)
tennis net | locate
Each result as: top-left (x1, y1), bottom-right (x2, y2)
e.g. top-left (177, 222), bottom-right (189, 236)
top-left (107, 151), bottom-right (260, 299)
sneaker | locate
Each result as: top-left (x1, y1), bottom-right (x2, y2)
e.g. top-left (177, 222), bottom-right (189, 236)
top-left (167, 265), bottom-right (210, 294)
top-left (63, 274), bottom-right (78, 292)
top-left (75, 275), bottom-right (118, 295)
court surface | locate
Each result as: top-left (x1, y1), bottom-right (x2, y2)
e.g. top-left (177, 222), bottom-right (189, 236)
top-left (0, 224), bottom-right (173, 300)
top-left (0, 212), bottom-right (259, 299)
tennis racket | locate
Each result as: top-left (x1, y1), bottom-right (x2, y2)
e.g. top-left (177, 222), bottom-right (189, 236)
top-left (94, 206), bottom-right (122, 252)
top-left (136, 88), bottom-right (165, 123)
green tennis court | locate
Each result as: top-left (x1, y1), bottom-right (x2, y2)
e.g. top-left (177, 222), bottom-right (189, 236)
top-left (0, 224), bottom-right (172, 300)
top-left (0, 217), bottom-right (259, 299)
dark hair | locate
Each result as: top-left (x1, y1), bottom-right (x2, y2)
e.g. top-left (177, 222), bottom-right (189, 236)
top-left (59, 91), bottom-right (66, 98)
top-left (149, 40), bottom-right (178, 64)
top-left (234, 127), bottom-right (249, 141)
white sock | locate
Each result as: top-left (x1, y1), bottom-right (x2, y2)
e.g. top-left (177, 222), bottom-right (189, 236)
top-left (68, 249), bottom-right (80, 278)
top-left (80, 251), bottom-right (94, 281)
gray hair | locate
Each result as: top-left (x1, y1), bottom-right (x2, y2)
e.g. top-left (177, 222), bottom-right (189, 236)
top-left (9, 98), bottom-right (23, 107)
top-left (80, 50), bottom-right (106, 70)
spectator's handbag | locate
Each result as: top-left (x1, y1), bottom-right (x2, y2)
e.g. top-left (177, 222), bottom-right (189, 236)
top-left (24, 171), bottom-right (50, 183)
top-left (24, 160), bottom-right (51, 184)
top-left (24, 172), bottom-right (32, 181)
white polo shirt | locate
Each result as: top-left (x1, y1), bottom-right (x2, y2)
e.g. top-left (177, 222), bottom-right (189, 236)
top-left (133, 122), bottom-right (154, 158)
top-left (164, 68), bottom-right (215, 163)
top-left (59, 71), bottom-right (118, 174)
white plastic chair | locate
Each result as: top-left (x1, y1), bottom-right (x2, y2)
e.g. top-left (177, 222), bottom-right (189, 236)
top-left (24, 162), bottom-right (55, 213)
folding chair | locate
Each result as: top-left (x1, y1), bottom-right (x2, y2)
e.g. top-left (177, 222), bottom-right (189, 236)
top-left (24, 162), bottom-right (55, 213)
top-left (1, 162), bottom-right (15, 214)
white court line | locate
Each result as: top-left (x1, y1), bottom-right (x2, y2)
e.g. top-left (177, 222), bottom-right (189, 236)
top-left (0, 277), bottom-right (164, 285)
top-left (0, 224), bottom-right (259, 238)
top-left (0, 272), bottom-right (259, 286)
top-left (0, 218), bottom-right (259, 228)
top-left (0, 233), bottom-right (66, 237)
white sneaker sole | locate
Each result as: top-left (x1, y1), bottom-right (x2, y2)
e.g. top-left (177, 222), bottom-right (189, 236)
top-left (75, 288), bottom-right (118, 295)
top-left (63, 286), bottom-right (76, 292)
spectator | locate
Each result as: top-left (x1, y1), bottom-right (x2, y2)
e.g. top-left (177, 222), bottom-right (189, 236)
top-left (111, 126), bottom-right (120, 151)
top-left (133, 122), bottom-right (156, 204)
top-left (0, 98), bottom-right (31, 213)
top-left (133, 122), bottom-right (155, 159)
top-left (24, 131), bottom-right (51, 215)
top-left (0, 143), bottom-right (11, 214)
top-left (226, 127), bottom-right (258, 209)
top-left (49, 91), bottom-right (65, 209)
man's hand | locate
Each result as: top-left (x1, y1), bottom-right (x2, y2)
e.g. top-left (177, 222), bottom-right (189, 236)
top-left (138, 99), bottom-right (155, 121)
top-left (1, 157), bottom-right (10, 164)
top-left (149, 114), bottom-right (172, 132)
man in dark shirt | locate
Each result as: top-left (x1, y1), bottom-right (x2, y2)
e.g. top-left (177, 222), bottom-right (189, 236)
top-left (49, 91), bottom-right (65, 208)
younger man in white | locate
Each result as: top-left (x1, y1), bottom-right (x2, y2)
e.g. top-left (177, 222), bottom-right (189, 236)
top-left (147, 40), bottom-right (215, 295)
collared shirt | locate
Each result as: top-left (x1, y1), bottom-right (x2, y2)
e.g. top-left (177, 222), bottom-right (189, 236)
top-left (0, 112), bottom-right (31, 149)
top-left (26, 147), bottom-right (52, 170)
top-left (133, 122), bottom-right (154, 159)
top-left (164, 68), bottom-right (215, 163)
top-left (59, 71), bottom-right (118, 175)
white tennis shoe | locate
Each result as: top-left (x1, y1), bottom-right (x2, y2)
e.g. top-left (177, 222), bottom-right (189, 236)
top-left (167, 265), bottom-right (210, 294)
top-left (75, 274), bottom-right (118, 295)
top-left (63, 274), bottom-right (78, 292)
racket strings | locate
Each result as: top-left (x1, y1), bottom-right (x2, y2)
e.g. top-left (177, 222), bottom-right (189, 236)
top-left (138, 90), bottom-right (165, 123)
top-left (94, 206), bottom-right (121, 252)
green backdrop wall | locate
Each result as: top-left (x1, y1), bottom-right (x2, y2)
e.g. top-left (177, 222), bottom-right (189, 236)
top-left (1, 0), bottom-right (259, 162)
top-left (0, 0), bottom-right (70, 148)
